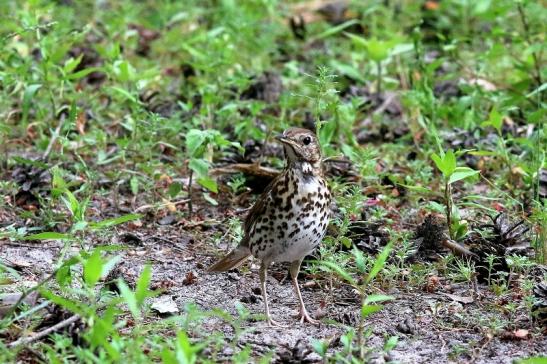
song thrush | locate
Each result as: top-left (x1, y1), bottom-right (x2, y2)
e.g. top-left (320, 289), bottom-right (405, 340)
top-left (208, 127), bottom-right (331, 326)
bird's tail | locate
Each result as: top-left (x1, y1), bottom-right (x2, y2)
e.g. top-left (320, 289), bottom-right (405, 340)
top-left (207, 246), bottom-right (251, 272)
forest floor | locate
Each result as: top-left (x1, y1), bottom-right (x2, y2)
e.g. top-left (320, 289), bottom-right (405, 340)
top-left (0, 0), bottom-right (545, 363)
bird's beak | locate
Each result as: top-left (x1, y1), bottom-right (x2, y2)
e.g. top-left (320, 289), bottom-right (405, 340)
top-left (275, 134), bottom-right (296, 148)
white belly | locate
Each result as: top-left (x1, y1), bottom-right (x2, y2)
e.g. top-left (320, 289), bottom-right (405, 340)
top-left (249, 176), bottom-right (330, 263)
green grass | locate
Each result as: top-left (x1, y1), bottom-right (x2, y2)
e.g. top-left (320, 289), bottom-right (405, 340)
top-left (0, 0), bottom-right (545, 362)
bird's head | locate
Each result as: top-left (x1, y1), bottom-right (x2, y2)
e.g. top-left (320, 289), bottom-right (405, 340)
top-left (276, 127), bottom-right (321, 164)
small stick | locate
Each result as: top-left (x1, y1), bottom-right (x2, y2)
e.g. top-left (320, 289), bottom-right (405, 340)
top-left (8, 314), bottom-right (81, 348)
top-left (134, 199), bottom-right (190, 212)
top-left (187, 168), bottom-right (193, 218)
top-left (442, 237), bottom-right (478, 259)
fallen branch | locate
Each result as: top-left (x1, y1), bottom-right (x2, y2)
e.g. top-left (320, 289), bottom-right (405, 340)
top-left (8, 314), bottom-right (81, 348)
top-left (441, 237), bottom-right (478, 259)
top-left (211, 163), bottom-right (279, 179)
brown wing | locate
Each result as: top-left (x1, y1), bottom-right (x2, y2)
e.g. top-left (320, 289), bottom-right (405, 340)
top-left (240, 171), bottom-right (284, 247)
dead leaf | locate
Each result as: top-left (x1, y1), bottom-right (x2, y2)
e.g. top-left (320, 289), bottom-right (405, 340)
top-left (76, 111), bottom-right (86, 135)
top-left (182, 271), bottom-right (198, 285)
top-left (0, 292), bottom-right (39, 318)
top-left (513, 329), bottom-right (529, 339)
top-left (441, 292), bottom-right (474, 304)
top-left (151, 296), bottom-right (179, 316)
top-left (467, 78), bottom-right (497, 91)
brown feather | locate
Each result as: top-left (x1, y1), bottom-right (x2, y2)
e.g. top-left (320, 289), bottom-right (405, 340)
top-left (207, 245), bottom-right (252, 272)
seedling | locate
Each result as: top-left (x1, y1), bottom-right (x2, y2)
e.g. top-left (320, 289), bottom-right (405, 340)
top-left (431, 149), bottom-right (479, 240)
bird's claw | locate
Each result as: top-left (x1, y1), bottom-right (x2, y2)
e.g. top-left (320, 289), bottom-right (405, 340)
top-left (266, 317), bottom-right (287, 328)
top-left (297, 309), bottom-right (320, 325)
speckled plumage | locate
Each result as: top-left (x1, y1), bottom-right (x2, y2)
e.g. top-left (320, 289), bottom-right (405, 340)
top-left (208, 127), bottom-right (331, 326)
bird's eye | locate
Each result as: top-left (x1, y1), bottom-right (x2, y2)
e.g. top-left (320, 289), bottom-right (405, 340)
top-left (302, 136), bottom-right (312, 145)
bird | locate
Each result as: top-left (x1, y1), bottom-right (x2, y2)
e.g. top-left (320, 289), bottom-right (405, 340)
top-left (208, 127), bottom-right (331, 326)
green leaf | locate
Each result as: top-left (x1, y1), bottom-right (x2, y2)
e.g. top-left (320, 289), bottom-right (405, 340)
top-left (62, 190), bottom-right (80, 218)
top-left (67, 67), bottom-right (103, 80)
top-left (203, 192), bottom-right (219, 206)
top-left (428, 201), bottom-right (446, 214)
top-left (109, 86), bottom-right (139, 104)
top-left (366, 242), bottom-right (392, 284)
top-left (468, 150), bottom-right (497, 156)
top-left (186, 129), bottom-right (207, 157)
top-left (365, 38), bottom-right (390, 62)
top-left (130, 176), bottom-right (139, 195)
top-left (197, 177), bottom-right (218, 193)
top-left (526, 82), bottom-right (547, 98)
top-left (346, 35), bottom-right (396, 62)
top-left (101, 255), bottom-right (121, 279)
top-left (91, 213), bottom-right (142, 230)
top-left (340, 236), bottom-right (352, 249)
top-left (10, 156), bottom-right (49, 169)
top-left (40, 289), bottom-right (82, 315)
top-left (135, 265), bottom-right (152, 306)
top-left (361, 304), bottom-right (383, 317)
top-left (63, 54), bottom-right (83, 74)
top-left (161, 349), bottom-right (178, 364)
top-left (316, 19), bottom-right (360, 40)
top-left (311, 339), bottom-right (329, 356)
top-left (448, 167), bottom-right (479, 185)
top-left (397, 183), bottom-right (431, 194)
top-left (168, 182), bottom-right (182, 198)
top-left (188, 158), bottom-right (209, 178)
top-left (22, 84), bottom-right (42, 123)
top-left (112, 60), bottom-right (135, 82)
top-left (23, 232), bottom-right (72, 240)
top-left (83, 250), bottom-right (103, 286)
top-left (516, 358), bottom-right (547, 364)
top-left (353, 246), bottom-right (366, 273)
top-left (482, 107), bottom-right (503, 133)
top-left (384, 336), bottom-right (399, 351)
top-left (431, 150), bottom-right (456, 178)
top-left (117, 279), bottom-right (139, 318)
top-left (364, 294), bottom-right (395, 304)
top-left (55, 266), bottom-right (72, 287)
top-left (319, 260), bottom-right (357, 287)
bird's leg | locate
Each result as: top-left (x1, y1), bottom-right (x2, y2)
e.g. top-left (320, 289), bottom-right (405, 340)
top-left (290, 259), bottom-right (319, 325)
top-left (259, 262), bottom-right (284, 327)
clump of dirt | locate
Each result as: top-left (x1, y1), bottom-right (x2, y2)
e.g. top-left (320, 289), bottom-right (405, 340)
top-left (532, 281), bottom-right (547, 331)
top-left (241, 71), bottom-right (283, 104)
top-left (9, 160), bottom-right (51, 210)
top-left (413, 214), bottom-right (446, 259)
top-left (465, 213), bottom-right (531, 281)
top-left (128, 23), bottom-right (160, 57)
top-left (346, 220), bottom-right (390, 254)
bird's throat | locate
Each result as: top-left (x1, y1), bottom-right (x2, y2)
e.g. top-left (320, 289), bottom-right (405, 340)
top-left (290, 160), bottom-right (321, 179)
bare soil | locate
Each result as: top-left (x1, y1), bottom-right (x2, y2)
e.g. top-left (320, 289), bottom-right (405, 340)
top-left (2, 210), bottom-right (545, 363)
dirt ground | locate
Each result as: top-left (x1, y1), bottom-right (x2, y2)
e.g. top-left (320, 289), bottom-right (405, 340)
top-left (2, 216), bottom-right (545, 363)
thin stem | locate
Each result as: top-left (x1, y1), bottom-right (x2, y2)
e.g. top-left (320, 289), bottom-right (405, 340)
top-left (356, 289), bottom-right (365, 359)
top-left (445, 180), bottom-right (453, 239)
top-left (517, 3), bottom-right (543, 87)
top-left (376, 61), bottom-right (382, 96)
top-left (187, 167), bottom-right (193, 218)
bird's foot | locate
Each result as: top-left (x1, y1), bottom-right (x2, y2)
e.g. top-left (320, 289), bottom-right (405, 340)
top-left (266, 316), bottom-right (287, 328)
top-left (297, 308), bottom-right (320, 325)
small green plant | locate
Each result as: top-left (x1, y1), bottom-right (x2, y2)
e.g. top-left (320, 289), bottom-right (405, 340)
top-left (317, 242), bottom-right (397, 361)
top-left (448, 257), bottom-right (476, 284)
top-left (347, 34), bottom-right (411, 96)
top-left (185, 128), bottom-right (243, 212)
top-left (431, 149), bottom-right (479, 240)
